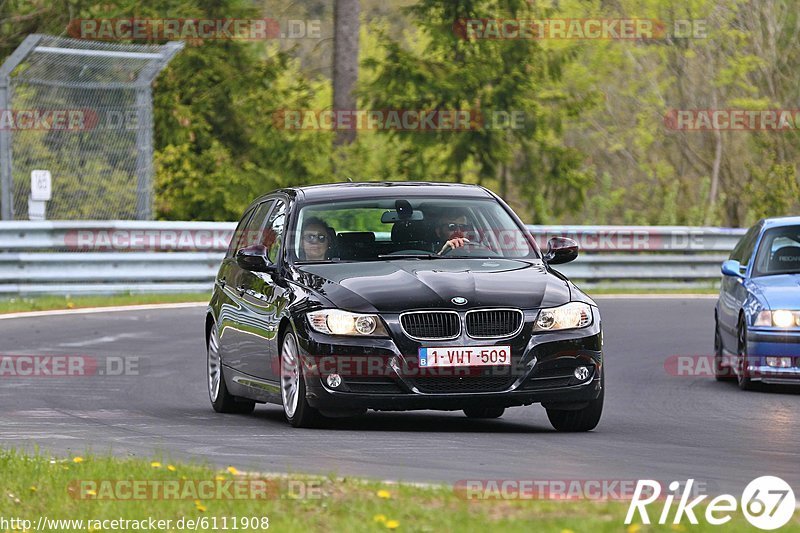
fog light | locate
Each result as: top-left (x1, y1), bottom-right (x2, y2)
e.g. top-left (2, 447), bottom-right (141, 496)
top-left (326, 373), bottom-right (342, 388)
top-left (574, 366), bottom-right (590, 381)
top-left (766, 357), bottom-right (792, 368)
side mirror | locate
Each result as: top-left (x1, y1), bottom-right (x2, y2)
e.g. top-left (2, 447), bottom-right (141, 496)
top-left (236, 244), bottom-right (276, 273)
top-left (544, 237), bottom-right (579, 265)
top-left (721, 259), bottom-right (744, 278)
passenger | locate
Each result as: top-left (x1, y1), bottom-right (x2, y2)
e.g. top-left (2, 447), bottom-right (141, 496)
top-left (300, 217), bottom-right (334, 261)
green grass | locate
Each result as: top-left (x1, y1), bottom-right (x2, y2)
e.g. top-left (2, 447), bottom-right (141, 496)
top-left (0, 449), bottom-right (793, 532)
top-left (0, 293), bottom-right (209, 314)
top-left (0, 288), bottom-right (717, 315)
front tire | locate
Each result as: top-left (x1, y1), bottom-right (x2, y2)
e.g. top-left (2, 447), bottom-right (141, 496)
top-left (208, 323), bottom-right (255, 414)
top-left (546, 374), bottom-right (604, 432)
top-left (280, 331), bottom-right (321, 428)
top-left (714, 322), bottom-right (734, 381)
top-left (737, 318), bottom-right (756, 391)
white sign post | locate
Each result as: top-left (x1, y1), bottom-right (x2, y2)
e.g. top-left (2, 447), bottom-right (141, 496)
top-left (29, 169), bottom-right (52, 220)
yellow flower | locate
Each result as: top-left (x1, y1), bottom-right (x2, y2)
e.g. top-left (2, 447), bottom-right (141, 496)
top-left (385, 519), bottom-right (399, 529)
top-left (29, 486), bottom-right (37, 493)
top-left (627, 525), bottom-right (641, 533)
top-left (376, 489), bottom-right (392, 499)
top-left (72, 457), bottom-right (84, 463)
top-left (670, 526), bottom-right (686, 532)
top-left (215, 475), bottom-right (225, 481)
top-left (150, 462), bottom-right (162, 468)
top-left (167, 465), bottom-right (176, 472)
top-left (85, 489), bottom-right (96, 497)
top-left (373, 515), bottom-right (387, 524)
top-left (194, 500), bottom-right (207, 512)
top-left (226, 466), bottom-right (239, 475)
top-left (561, 530), bottom-right (575, 533)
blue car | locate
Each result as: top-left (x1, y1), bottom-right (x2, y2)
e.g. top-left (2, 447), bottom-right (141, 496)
top-left (715, 217), bottom-right (800, 389)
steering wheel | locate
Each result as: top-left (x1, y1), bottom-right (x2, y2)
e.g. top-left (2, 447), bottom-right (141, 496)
top-left (439, 240), bottom-right (497, 257)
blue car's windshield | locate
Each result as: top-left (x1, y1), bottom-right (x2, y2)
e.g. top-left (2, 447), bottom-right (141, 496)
top-left (291, 197), bottom-right (539, 263)
top-left (752, 225), bottom-right (800, 277)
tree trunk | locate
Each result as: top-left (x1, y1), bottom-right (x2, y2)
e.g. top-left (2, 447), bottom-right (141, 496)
top-left (333, 0), bottom-right (360, 147)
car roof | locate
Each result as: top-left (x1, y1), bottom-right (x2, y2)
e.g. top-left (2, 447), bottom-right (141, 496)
top-left (760, 216), bottom-right (800, 229)
top-left (252, 182), bottom-right (494, 205)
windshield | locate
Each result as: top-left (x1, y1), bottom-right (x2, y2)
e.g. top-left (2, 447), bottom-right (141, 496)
top-left (291, 196), bottom-right (539, 262)
top-left (752, 225), bottom-right (800, 277)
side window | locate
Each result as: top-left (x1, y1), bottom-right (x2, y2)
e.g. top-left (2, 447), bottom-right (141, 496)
top-left (739, 226), bottom-right (761, 268)
top-left (226, 208), bottom-right (255, 258)
top-left (730, 225), bottom-right (759, 264)
top-left (264, 200), bottom-right (286, 263)
top-left (238, 200), bottom-right (275, 250)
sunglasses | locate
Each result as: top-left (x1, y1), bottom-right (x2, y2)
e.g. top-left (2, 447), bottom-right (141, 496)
top-left (442, 223), bottom-right (472, 232)
top-left (303, 233), bottom-right (327, 244)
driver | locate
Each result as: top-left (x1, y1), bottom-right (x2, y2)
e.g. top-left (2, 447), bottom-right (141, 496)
top-left (434, 208), bottom-right (473, 255)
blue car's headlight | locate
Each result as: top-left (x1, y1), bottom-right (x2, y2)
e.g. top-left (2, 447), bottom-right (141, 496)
top-left (307, 309), bottom-right (389, 336)
top-left (754, 310), bottom-right (800, 328)
top-left (534, 302), bottom-right (593, 331)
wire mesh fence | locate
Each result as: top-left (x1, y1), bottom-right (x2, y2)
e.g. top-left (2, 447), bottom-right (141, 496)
top-left (0, 34), bottom-right (182, 220)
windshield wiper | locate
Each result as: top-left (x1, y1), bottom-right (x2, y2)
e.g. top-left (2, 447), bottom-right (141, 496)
top-left (377, 254), bottom-right (441, 259)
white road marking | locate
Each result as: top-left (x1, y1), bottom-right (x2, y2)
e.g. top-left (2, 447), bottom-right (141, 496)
top-left (58, 332), bottom-right (141, 347)
top-left (0, 301), bottom-right (207, 321)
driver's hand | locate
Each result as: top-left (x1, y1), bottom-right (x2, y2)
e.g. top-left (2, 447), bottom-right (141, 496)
top-left (438, 238), bottom-right (470, 255)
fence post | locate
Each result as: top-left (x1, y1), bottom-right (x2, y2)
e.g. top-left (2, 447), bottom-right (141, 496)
top-left (135, 86), bottom-right (153, 220)
top-left (0, 35), bottom-right (42, 220)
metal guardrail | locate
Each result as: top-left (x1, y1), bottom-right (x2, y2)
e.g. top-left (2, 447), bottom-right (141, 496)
top-left (0, 222), bottom-right (744, 294)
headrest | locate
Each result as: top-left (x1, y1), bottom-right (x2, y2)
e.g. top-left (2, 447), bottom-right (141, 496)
top-left (391, 220), bottom-right (428, 242)
top-left (770, 246), bottom-right (800, 272)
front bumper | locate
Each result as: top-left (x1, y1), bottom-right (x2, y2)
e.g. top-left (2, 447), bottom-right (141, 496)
top-left (744, 328), bottom-right (800, 384)
top-left (295, 310), bottom-right (603, 412)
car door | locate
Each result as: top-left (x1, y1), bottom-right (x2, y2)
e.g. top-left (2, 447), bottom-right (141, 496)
top-left (222, 199), bottom-right (275, 376)
top-left (216, 205), bottom-right (257, 370)
top-left (719, 223), bottom-right (760, 350)
top-left (236, 198), bottom-right (289, 381)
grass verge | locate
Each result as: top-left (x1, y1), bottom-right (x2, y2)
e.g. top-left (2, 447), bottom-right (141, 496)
top-left (0, 449), bottom-right (792, 532)
top-left (0, 293), bottom-right (209, 314)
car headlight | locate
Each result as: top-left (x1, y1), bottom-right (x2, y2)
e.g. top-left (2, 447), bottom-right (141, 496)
top-left (754, 310), bottom-right (800, 328)
top-left (307, 309), bottom-right (389, 336)
top-left (534, 302), bottom-right (593, 331)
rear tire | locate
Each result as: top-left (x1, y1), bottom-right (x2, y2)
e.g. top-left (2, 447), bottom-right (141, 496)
top-left (208, 323), bottom-right (256, 414)
top-left (546, 374), bottom-right (604, 432)
top-left (464, 407), bottom-right (505, 419)
top-left (280, 331), bottom-right (322, 428)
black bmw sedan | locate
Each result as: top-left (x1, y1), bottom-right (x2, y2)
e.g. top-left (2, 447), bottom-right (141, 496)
top-left (205, 182), bottom-right (603, 431)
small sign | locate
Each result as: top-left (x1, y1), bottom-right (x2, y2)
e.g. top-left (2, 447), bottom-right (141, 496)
top-left (30, 170), bottom-right (52, 201)
top-left (28, 199), bottom-right (46, 220)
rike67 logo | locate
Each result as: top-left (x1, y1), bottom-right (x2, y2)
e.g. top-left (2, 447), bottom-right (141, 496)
top-left (625, 476), bottom-right (795, 530)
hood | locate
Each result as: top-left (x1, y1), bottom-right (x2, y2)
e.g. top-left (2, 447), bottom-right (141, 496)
top-left (295, 258), bottom-right (571, 313)
top-left (750, 274), bottom-right (800, 310)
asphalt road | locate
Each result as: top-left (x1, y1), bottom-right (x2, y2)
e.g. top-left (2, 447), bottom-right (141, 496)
top-left (1, 297), bottom-right (798, 495)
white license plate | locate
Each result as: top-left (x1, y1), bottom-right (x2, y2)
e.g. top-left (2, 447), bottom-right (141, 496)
top-left (418, 346), bottom-right (511, 368)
